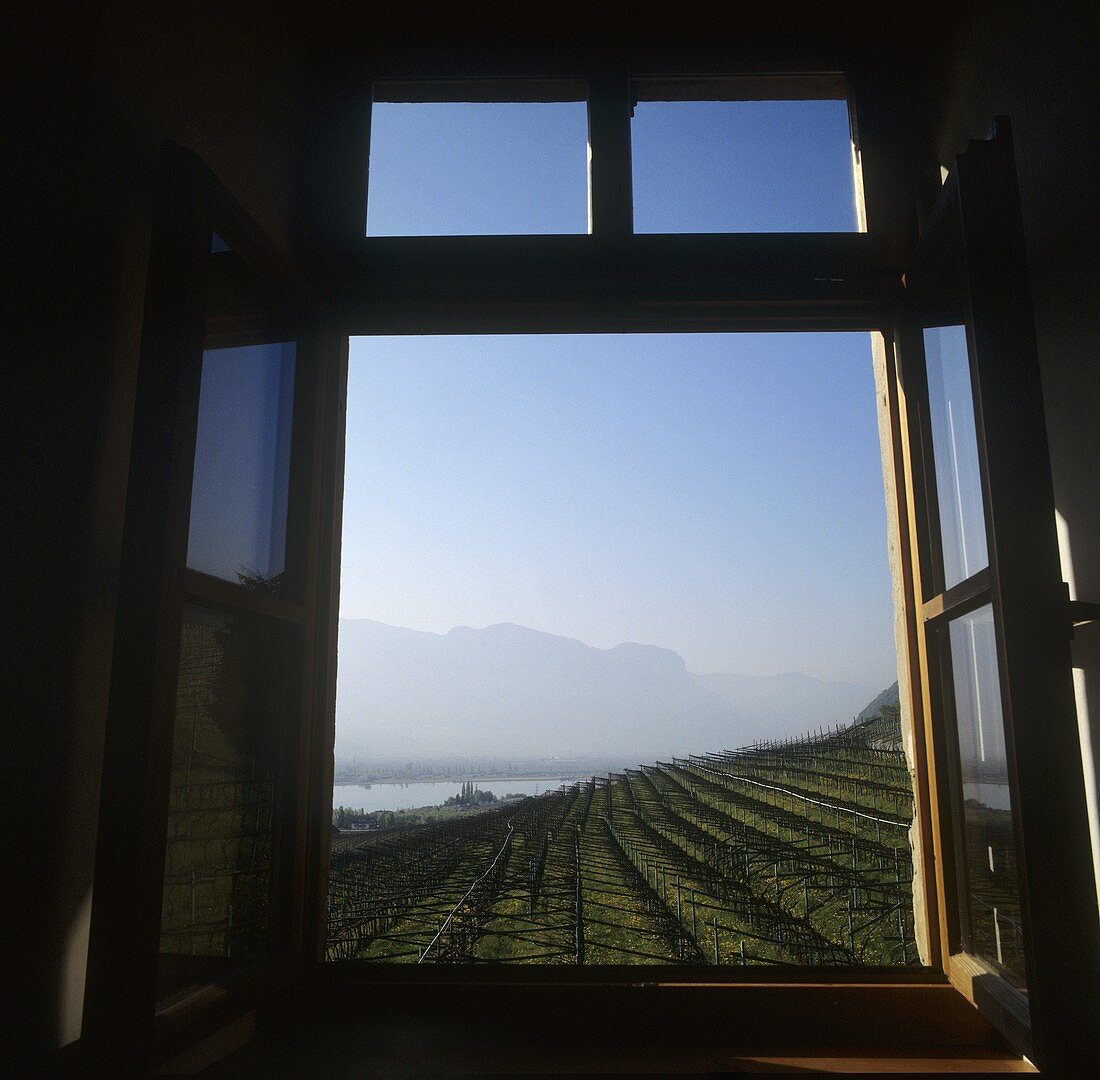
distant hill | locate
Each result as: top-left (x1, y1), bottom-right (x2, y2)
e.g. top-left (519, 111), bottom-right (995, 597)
top-left (855, 681), bottom-right (900, 723)
top-left (693, 670), bottom-right (878, 737)
top-left (336, 618), bottom-right (888, 761)
top-left (336, 619), bottom-right (753, 761)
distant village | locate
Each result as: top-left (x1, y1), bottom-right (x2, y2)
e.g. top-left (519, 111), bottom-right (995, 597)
top-left (333, 783), bottom-right (529, 833)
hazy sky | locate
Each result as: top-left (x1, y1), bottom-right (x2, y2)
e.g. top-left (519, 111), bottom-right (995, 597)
top-left (342, 97), bottom-right (896, 687)
top-left (341, 332), bottom-right (896, 686)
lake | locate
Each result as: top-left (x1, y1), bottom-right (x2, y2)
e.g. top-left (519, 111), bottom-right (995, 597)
top-left (332, 777), bottom-right (576, 813)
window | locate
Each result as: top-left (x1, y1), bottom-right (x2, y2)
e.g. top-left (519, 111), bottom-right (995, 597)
top-left (367, 82), bottom-right (589, 235)
top-left (84, 154), bottom-right (334, 1069)
top-left (630, 77), bottom-right (858, 233)
top-left (186, 342), bottom-right (296, 588)
top-left (922, 325), bottom-right (987, 590)
top-left (158, 603), bottom-right (297, 1000)
top-left (890, 125), bottom-right (1098, 1069)
top-left (364, 76), bottom-right (859, 239)
top-left (88, 88), bottom-right (1096, 1077)
top-left (329, 332), bottom-right (916, 969)
top-left (945, 604), bottom-right (1024, 985)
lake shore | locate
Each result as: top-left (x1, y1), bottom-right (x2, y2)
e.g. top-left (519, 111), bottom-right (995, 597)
top-left (332, 776), bottom-right (582, 813)
top-left (333, 772), bottom-right (596, 786)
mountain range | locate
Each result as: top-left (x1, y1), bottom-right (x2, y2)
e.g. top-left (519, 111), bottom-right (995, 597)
top-left (336, 618), bottom-right (883, 762)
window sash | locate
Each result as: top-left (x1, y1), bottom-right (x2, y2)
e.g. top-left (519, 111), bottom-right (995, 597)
top-left (91, 91), bottom-right (1097, 1077)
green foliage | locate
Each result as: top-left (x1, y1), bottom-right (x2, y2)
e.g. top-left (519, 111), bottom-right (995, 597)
top-left (445, 782), bottom-right (497, 807)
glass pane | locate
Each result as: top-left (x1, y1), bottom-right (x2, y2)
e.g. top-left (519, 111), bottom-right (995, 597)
top-left (631, 99), bottom-right (857, 233)
top-left (158, 603), bottom-right (293, 999)
top-left (366, 101), bottom-right (589, 236)
top-left (948, 605), bottom-right (1026, 988)
top-left (186, 342), bottom-right (296, 589)
top-left (924, 325), bottom-right (988, 589)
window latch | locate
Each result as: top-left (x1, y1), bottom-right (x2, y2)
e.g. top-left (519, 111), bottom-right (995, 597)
top-left (1070, 599), bottom-right (1100, 629)
top-left (1060, 583), bottom-right (1100, 633)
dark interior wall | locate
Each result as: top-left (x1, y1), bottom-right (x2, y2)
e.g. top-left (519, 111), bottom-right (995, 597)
top-left (8, 3), bottom-right (307, 1060)
top-left (928, 0), bottom-right (1100, 900)
top-left (92, 1), bottom-right (308, 252)
top-left (8, 95), bottom-right (151, 1062)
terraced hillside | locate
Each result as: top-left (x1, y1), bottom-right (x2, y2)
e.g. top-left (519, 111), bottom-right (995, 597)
top-left (326, 710), bottom-right (917, 966)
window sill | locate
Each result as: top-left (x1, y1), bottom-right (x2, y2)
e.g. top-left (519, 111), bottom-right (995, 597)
top-left (181, 969), bottom-right (1033, 1076)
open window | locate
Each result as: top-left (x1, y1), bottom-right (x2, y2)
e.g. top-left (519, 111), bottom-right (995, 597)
top-left (894, 120), bottom-right (1099, 1071)
top-left (85, 92), bottom-right (1098, 1074)
top-left (328, 330), bottom-right (917, 970)
top-left (83, 149), bottom-right (344, 1069)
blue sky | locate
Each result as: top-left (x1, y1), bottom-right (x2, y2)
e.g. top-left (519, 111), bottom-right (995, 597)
top-left (343, 96), bottom-right (895, 686)
top-left (342, 333), bottom-right (896, 686)
top-left (366, 98), bottom-right (856, 235)
top-left (366, 101), bottom-right (588, 235)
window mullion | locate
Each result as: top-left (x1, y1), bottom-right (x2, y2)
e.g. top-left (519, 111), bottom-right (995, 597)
top-left (586, 75), bottom-right (633, 238)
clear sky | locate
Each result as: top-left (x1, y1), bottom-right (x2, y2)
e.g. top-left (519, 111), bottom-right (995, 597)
top-left (342, 96), bottom-right (896, 687)
top-left (366, 98), bottom-right (856, 235)
top-left (341, 332), bottom-right (897, 686)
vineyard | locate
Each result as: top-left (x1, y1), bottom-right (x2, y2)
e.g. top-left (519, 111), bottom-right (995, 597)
top-left (326, 709), bottom-right (918, 966)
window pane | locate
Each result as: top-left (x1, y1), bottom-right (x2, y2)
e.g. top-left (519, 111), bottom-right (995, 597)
top-left (924, 325), bottom-right (988, 590)
top-left (158, 604), bottom-right (294, 999)
top-left (631, 100), bottom-right (857, 233)
top-left (366, 101), bottom-right (589, 236)
top-left (186, 342), bottom-right (296, 589)
top-left (947, 605), bottom-right (1026, 988)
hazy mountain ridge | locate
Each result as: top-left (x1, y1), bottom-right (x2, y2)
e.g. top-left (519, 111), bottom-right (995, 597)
top-left (692, 670), bottom-right (878, 736)
top-left (336, 618), bottom-right (886, 760)
top-left (336, 618), bottom-right (748, 760)
top-left (854, 680), bottom-right (900, 722)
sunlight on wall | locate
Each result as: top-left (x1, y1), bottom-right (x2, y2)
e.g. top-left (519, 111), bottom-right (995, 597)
top-left (1058, 509), bottom-right (1100, 907)
top-left (59, 888), bottom-right (92, 1046)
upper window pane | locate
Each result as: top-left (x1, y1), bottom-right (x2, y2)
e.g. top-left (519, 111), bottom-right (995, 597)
top-left (187, 342), bottom-right (296, 588)
top-left (366, 99), bottom-right (589, 236)
top-left (923, 325), bottom-right (989, 590)
top-left (631, 94), bottom-right (857, 233)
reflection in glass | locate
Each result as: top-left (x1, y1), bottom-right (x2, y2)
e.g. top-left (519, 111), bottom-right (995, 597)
top-left (948, 605), bottom-right (1026, 987)
top-left (158, 604), bottom-right (291, 999)
top-left (186, 342), bottom-right (296, 589)
top-left (631, 99), bottom-right (856, 233)
top-left (924, 325), bottom-right (988, 589)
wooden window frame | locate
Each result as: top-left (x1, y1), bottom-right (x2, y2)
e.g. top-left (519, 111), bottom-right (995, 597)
top-left (85, 74), bottom-right (1098, 1075)
top-left (303, 74), bottom-right (994, 1051)
top-left (888, 124), bottom-right (1100, 1073)
top-left (304, 81), bottom-right (1090, 1072)
top-left (83, 146), bottom-right (347, 1072)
